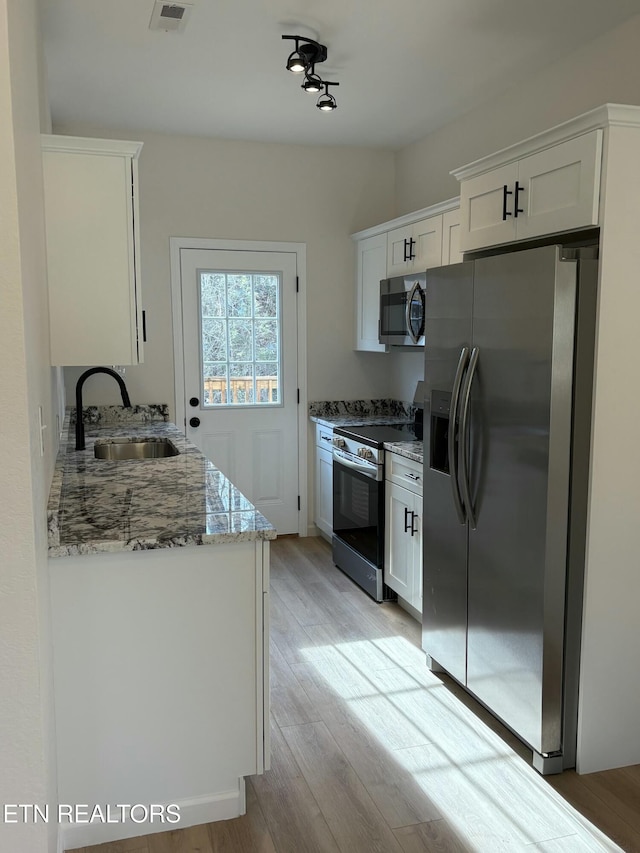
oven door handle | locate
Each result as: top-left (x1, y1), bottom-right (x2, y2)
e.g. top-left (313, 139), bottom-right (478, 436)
top-left (333, 450), bottom-right (381, 481)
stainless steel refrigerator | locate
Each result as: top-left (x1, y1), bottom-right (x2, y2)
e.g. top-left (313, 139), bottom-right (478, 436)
top-left (422, 243), bottom-right (597, 774)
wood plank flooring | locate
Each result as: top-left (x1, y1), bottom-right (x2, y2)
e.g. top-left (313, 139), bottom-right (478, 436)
top-left (72, 536), bottom-right (640, 853)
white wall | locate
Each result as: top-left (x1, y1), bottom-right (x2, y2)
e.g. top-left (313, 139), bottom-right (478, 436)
top-left (0, 0), bottom-right (59, 850)
top-left (54, 126), bottom-right (397, 413)
top-left (395, 14), bottom-right (640, 213)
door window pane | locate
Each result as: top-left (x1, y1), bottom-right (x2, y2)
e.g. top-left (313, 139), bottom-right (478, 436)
top-left (199, 270), bottom-right (281, 407)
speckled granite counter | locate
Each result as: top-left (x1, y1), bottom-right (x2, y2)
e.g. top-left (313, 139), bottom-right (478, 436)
top-left (384, 440), bottom-right (424, 464)
top-left (48, 406), bottom-right (276, 557)
top-left (311, 413), bottom-right (414, 429)
top-left (309, 398), bottom-right (415, 430)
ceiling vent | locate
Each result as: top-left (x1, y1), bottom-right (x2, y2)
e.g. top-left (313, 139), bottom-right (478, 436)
top-left (149, 1), bottom-right (192, 33)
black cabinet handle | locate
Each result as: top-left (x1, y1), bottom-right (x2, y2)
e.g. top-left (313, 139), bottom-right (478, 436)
top-left (189, 397), bottom-right (200, 407)
top-left (403, 239), bottom-right (409, 262)
top-left (502, 184), bottom-right (513, 220)
top-left (142, 310), bottom-right (147, 343)
top-left (514, 181), bottom-right (524, 218)
top-left (189, 417), bottom-right (201, 428)
top-left (404, 507), bottom-right (412, 533)
top-left (407, 237), bottom-right (415, 261)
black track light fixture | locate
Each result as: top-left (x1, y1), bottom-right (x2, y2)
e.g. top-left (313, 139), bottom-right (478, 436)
top-left (282, 34), bottom-right (339, 111)
top-left (317, 81), bottom-right (339, 112)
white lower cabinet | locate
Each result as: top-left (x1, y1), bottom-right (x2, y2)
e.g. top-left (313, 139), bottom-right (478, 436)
top-left (385, 453), bottom-right (423, 614)
top-left (50, 541), bottom-right (269, 849)
top-left (315, 424), bottom-right (333, 539)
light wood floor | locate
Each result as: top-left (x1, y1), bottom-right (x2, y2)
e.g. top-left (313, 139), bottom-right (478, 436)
top-left (73, 536), bottom-right (640, 853)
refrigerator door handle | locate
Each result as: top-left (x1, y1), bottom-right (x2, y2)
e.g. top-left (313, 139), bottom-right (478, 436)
top-left (449, 346), bottom-right (470, 524)
top-left (460, 346), bottom-right (479, 530)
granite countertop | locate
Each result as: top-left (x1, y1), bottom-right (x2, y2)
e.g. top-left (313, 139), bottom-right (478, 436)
top-left (384, 440), bottom-right (424, 464)
top-left (48, 406), bottom-right (276, 557)
top-left (308, 398), bottom-right (416, 429)
top-left (311, 413), bottom-right (414, 429)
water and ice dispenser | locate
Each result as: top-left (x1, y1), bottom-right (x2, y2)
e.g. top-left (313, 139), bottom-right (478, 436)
top-left (429, 390), bottom-right (452, 475)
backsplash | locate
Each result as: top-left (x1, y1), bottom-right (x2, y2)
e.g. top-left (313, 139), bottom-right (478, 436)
top-left (308, 399), bottom-right (415, 418)
top-left (68, 404), bottom-right (170, 426)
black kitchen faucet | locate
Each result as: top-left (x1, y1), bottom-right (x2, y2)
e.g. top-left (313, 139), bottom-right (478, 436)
top-left (75, 367), bottom-right (132, 451)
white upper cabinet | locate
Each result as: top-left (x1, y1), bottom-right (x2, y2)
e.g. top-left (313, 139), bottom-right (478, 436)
top-left (457, 130), bottom-right (603, 252)
top-left (352, 198), bottom-right (459, 352)
top-left (441, 207), bottom-right (463, 265)
top-left (386, 215), bottom-right (443, 277)
top-left (355, 232), bottom-right (388, 352)
top-left (42, 135), bottom-right (144, 366)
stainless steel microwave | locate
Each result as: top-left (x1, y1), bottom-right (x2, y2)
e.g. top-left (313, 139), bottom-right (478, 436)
top-left (379, 274), bottom-right (426, 346)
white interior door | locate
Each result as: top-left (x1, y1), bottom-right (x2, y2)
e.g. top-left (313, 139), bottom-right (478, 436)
top-left (180, 248), bottom-right (299, 533)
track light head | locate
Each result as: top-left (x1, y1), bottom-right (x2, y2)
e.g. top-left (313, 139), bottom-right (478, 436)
top-left (286, 52), bottom-right (306, 73)
top-left (283, 36), bottom-right (327, 73)
top-left (317, 81), bottom-right (339, 111)
top-left (302, 69), bottom-right (323, 93)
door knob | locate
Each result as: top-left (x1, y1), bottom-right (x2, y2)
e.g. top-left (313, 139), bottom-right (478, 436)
top-left (189, 417), bottom-right (201, 428)
top-left (189, 397), bottom-right (200, 407)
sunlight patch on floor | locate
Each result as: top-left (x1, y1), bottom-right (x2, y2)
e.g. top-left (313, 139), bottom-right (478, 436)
top-left (300, 635), bottom-right (621, 853)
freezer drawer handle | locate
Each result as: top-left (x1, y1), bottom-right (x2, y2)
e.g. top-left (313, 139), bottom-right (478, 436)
top-left (460, 346), bottom-right (480, 530)
top-left (449, 346), bottom-right (470, 525)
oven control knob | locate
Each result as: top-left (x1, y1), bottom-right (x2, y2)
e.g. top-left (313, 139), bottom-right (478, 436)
top-left (332, 437), bottom-right (346, 449)
top-left (357, 447), bottom-right (373, 459)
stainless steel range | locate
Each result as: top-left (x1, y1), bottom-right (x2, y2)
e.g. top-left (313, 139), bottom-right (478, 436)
top-left (331, 420), bottom-right (419, 602)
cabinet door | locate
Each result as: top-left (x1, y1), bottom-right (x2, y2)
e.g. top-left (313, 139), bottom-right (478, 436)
top-left (384, 482), bottom-right (414, 599)
top-left (355, 233), bottom-right (388, 352)
top-left (386, 225), bottom-right (414, 277)
top-left (441, 208), bottom-right (463, 265)
top-left (459, 162), bottom-right (518, 252)
top-left (387, 217), bottom-right (443, 276)
top-left (413, 216), bottom-right (443, 272)
top-left (315, 446), bottom-right (334, 538)
top-left (43, 138), bottom-right (143, 366)
top-left (515, 130), bottom-right (602, 241)
top-left (410, 493), bottom-right (423, 614)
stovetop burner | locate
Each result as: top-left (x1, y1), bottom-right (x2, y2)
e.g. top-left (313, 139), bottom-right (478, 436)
top-left (334, 422), bottom-right (420, 448)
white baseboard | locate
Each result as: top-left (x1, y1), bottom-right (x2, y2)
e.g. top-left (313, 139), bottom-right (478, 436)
top-left (306, 524), bottom-right (332, 544)
top-left (397, 595), bottom-right (421, 623)
top-left (57, 782), bottom-right (245, 851)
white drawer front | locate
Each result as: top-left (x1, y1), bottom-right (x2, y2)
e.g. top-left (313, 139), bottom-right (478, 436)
top-left (316, 424), bottom-right (334, 449)
top-left (386, 452), bottom-right (423, 494)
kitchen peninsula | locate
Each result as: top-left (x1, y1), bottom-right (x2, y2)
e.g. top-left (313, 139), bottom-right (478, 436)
top-left (47, 405), bottom-right (274, 850)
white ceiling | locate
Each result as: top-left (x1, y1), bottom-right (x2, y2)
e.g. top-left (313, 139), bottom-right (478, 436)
top-left (39, 0), bottom-right (640, 150)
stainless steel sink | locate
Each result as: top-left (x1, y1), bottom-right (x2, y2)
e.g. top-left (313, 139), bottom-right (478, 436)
top-left (93, 439), bottom-right (179, 460)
